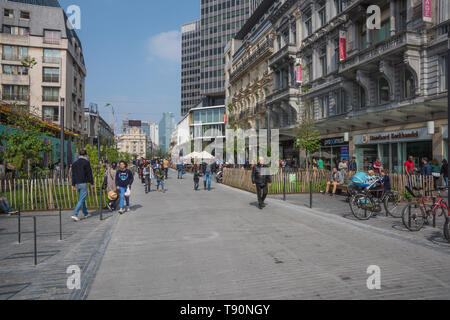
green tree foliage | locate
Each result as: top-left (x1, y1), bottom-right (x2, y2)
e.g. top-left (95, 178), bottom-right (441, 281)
top-left (0, 105), bottom-right (53, 177)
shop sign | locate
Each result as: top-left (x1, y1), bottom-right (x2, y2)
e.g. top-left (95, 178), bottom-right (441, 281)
top-left (322, 137), bottom-right (346, 146)
top-left (354, 128), bottom-right (431, 145)
top-left (423, 0), bottom-right (432, 23)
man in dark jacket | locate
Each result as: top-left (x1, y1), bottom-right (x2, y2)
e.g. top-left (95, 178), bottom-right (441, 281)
top-left (252, 157), bottom-right (272, 210)
top-left (71, 150), bottom-right (94, 222)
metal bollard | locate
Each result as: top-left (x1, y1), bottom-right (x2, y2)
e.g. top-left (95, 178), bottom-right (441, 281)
top-left (17, 204), bottom-right (21, 244)
top-left (310, 181), bottom-right (313, 209)
top-left (283, 169), bottom-right (286, 201)
top-left (33, 216), bottom-right (37, 266)
top-left (100, 189), bottom-right (103, 221)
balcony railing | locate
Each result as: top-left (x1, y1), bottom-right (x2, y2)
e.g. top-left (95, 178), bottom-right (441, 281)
top-left (43, 56), bottom-right (60, 64)
top-left (2, 54), bottom-right (28, 61)
top-left (3, 93), bottom-right (28, 101)
top-left (43, 74), bottom-right (60, 83)
top-left (43, 38), bottom-right (61, 45)
top-left (269, 44), bottom-right (296, 67)
top-left (42, 95), bottom-right (59, 102)
top-left (43, 114), bottom-right (59, 123)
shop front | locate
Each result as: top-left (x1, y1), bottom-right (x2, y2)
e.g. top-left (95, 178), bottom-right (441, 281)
top-left (313, 137), bottom-right (349, 171)
top-left (354, 127), bottom-right (433, 174)
top-left (443, 125), bottom-right (448, 161)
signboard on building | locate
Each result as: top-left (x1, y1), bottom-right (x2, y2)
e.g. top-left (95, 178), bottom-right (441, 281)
top-left (296, 63), bottom-right (302, 83)
top-left (354, 128), bottom-right (431, 145)
top-left (423, 0), bottom-right (433, 22)
top-left (129, 120), bottom-right (142, 127)
top-left (321, 137), bottom-right (346, 146)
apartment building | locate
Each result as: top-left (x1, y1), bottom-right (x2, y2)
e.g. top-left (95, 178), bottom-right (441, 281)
top-left (84, 103), bottom-right (114, 146)
top-left (0, 0), bottom-right (86, 133)
top-left (117, 126), bottom-right (147, 159)
top-left (181, 20), bottom-right (201, 116)
top-left (296, 0), bottom-right (449, 172)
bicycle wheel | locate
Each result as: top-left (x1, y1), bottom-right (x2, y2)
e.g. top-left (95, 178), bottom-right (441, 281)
top-left (444, 218), bottom-right (450, 243)
top-left (384, 191), bottom-right (404, 218)
top-left (350, 194), bottom-right (374, 220)
top-left (402, 203), bottom-right (426, 232)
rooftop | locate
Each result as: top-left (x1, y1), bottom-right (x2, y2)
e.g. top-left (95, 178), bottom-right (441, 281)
top-left (7, 0), bottom-right (61, 8)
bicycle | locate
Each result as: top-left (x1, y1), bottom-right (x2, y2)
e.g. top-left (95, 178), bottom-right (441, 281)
top-left (402, 186), bottom-right (449, 232)
top-left (349, 178), bottom-right (404, 220)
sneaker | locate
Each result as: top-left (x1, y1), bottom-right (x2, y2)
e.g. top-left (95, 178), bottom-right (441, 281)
top-left (8, 210), bottom-right (18, 215)
top-left (83, 213), bottom-right (91, 219)
top-left (71, 216), bottom-right (80, 222)
top-left (157, 190), bottom-right (159, 193)
top-left (119, 209), bottom-right (125, 215)
top-left (126, 207), bottom-right (131, 212)
top-left (162, 190), bottom-right (166, 193)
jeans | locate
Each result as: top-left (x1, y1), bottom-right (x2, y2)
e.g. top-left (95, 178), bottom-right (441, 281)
top-left (204, 172), bottom-right (211, 190)
top-left (73, 183), bottom-right (89, 217)
top-left (144, 175), bottom-right (151, 193)
top-left (194, 181), bottom-right (199, 190)
top-left (119, 187), bottom-right (130, 209)
top-left (157, 180), bottom-right (165, 191)
top-left (178, 170), bottom-right (183, 179)
top-left (0, 197), bottom-right (12, 213)
top-left (164, 168), bottom-right (168, 179)
top-left (445, 177), bottom-right (449, 187)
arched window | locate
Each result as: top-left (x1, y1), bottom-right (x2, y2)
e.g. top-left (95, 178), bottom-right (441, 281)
top-left (404, 69), bottom-right (415, 99)
top-left (378, 77), bottom-right (390, 104)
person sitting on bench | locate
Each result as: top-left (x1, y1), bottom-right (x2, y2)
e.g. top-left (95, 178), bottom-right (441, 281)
top-left (324, 167), bottom-right (345, 197)
top-left (0, 197), bottom-right (18, 215)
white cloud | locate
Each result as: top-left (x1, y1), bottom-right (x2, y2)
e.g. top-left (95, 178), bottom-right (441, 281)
top-left (147, 30), bottom-right (181, 63)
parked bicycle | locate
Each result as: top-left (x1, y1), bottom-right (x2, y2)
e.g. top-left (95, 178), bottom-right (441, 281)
top-left (402, 186), bottom-right (449, 233)
top-left (349, 178), bottom-right (403, 220)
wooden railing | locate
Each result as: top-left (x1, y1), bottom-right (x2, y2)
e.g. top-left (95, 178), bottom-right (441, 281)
top-left (223, 168), bottom-right (437, 195)
top-left (0, 177), bottom-right (107, 212)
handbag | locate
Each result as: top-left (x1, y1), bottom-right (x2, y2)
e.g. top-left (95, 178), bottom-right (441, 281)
top-left (124, 187), bottom-right (131, 197)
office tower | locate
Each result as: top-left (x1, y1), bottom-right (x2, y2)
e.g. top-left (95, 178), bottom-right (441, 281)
top-left (159, 112), bottom-right (176, 153)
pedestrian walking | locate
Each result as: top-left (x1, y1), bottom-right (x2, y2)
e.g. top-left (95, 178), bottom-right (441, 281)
top-left (116, 161), bottom-right (134, 214)
top-left (252, 157), bottom-right (272, 210)
top-left (106, 162), bottom-right (119, 211)
top-left (349, 157), bottom-right (357, 172)
top-left (155, 165), bottom-right (166, 193)
top-left (431, 159), bottom-right (441, 190)
top-left (203, 160), bottom-right (213, 191)
top-left (441, 159), bottom-right (448, 188)
top-left (193, 164), bottom-right (201, 191)
top-left (143, 162), bottom-right (153, 194)
top-left (177, 161), bottom-right (184, 179)
top-left (71, 150), bottom-right (94, 222)
top-left (163, 159), bottom-right (169, 179)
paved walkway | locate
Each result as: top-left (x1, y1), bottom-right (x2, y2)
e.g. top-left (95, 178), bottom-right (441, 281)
top-left (89, 171), bottom-right (450, 300)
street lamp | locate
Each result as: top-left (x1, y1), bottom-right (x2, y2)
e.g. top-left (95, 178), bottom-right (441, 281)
top-left (97, 111), bottom-right (103, 221)
top-left (60, 97), bottom-right (65, 180)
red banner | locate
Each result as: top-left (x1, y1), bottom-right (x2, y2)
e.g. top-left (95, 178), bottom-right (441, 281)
top-left (296, 64), bottom-right (302, 83)
top-left (223, 114), bottom-right (227, 123)
top-left (423, 0), bottom-right (432, 22)
top-left (339, 31), bottom-right (346, 61)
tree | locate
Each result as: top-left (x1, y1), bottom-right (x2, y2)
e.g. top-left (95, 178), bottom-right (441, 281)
top-left (105, 146), bottom-right (120, 163)
top-left (0, 105), bottom-right (53, 178)
top-left (294, 96), bottom-right (321, 170)
top-left (22, 56), bottom-right (37, 114)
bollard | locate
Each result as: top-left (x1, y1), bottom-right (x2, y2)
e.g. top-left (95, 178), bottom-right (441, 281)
top-left (99, 188), bottom-right (103, 221)
top-left (283, 169), bottom-right (286, 201)
top-left (17, 204), bottom-right (21, 244)
top-left (310, 181), bottom-right (313, 209)
top-left (58, 203), bottom-right (62, 241)
top-left (33, 216), bottom-right (37, 266)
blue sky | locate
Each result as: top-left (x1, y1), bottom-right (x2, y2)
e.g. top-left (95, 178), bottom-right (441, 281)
top-left (58, 0), bottom-right (199, 132)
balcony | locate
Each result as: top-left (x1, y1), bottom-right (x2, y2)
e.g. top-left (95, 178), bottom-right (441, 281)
top-left (1, 74), bottom-right (28, 85)
top-left (229, 38), bottom-right (274, 83)
top-left (43, 56), bottom-right (60, 64)
top-left (340, 31), bottom-right (421, 73)
top-left (42, 95), bottom-right (59, 102)
top-left (2, 54), bottom-right (28, 62)
top-left (269, 44), bottom-right (297, 68)
top-left (43, 38), bottom-right (61, 45)
top-left (43, 114), bottom-right (59, 123)
top-left (3, 93), bottom-right (28, 101)
top-left (43, 74), bottom-right (60, 83)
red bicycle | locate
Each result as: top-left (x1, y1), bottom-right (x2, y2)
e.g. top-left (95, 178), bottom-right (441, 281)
top-left (402, 186), bottom-right (449, 234)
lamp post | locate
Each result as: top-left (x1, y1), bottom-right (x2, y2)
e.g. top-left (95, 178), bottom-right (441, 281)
top-left (447, 32), bottom-right (450, 203)
top-left (97, 112), bottom-right (103, 221)
top-left (60, 98), bottom-right (65, 180)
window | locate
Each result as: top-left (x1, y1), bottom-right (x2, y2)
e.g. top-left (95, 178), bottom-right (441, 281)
top-left (2, 64), bottom-right (28, 75)
top-left (335, 89), bottom-right (346, 115)
top-left (439, 55), bottom-right (448, 92)
top-left (4, 9), bottom-right (13, 18)
top-left (377, 20), bottom-right (391, 43)
top-left (404, 69), bottom-right (415, 99)
top-left (304, 11), bottom-right (312, 37)
top-left (318, 1), bottom-right (327, 27)
top-left (319, 46), bottom-right (327, 77)
top-left (305, 55), bottom-right (313, 81)
top-left (43, 67), bottom-right (60, 83)
top-left (43, 106), bottom-right (59, 122)
top-left (334, 38), bottom-right (340, 71)
top-left (360, 23), bottom-right (367, 49)
top-left (378, 77), bottom-right (390, 104)
top-left (2, 45), bottom-right (28, 61)
top-left (44, 30), bottom-right (61, 44)
top-left (335, 0), bottom-right (343, 15)
top-left (438, 0), bottom-right (450, 24)
top-left (358, 85), bottom-right (366, 109)
top-left (2, 85), bottom-right (28, 101)
top-left (3, 25), bottom-right (30, 36)
top-left (20, 11), bottom-right (30, 20)
top-left (319, 95), bottom-right (329, 119)
top-left (43, 87), bottom-right (59, 102)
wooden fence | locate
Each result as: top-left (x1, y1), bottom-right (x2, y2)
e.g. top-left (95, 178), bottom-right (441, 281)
top-left (223, 168), bottom-right (436, 195)
top-left (0, 177), bottom-right (107, 212)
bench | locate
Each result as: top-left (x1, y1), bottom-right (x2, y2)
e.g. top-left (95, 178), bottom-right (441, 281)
top-left (335, 184), bottom-right (348, 195)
